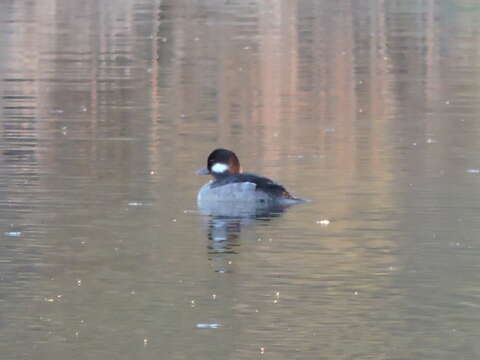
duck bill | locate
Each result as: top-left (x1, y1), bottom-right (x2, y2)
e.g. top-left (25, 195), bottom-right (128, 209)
top-left (196, 168), bottom-right (210, 175)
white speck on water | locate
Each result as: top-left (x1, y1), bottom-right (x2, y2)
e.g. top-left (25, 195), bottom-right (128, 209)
top-left (191, 300), bottom-right (195, 307)
top-left (227, 261), bottom-right (232, 265)
top-left (273, 299), bottom-right (278, 304)
top-left (358, 108), bottom-right (363, 113)
top-left (354, 291), bottom-right (358, 295)
top-left (412, 142), bottom-right (417, 146)
top-left (77, 279), bottom-right (82, 286)
top-left (212, 294), bottom-right (216, 300)
top-left (81, 106), bottom-right (88, 112)
top-left (255, 309), bottom-right (259, 313)
top-left (358, 80), bottom-right (363, 85)
top-left (445, 100), bottom-right (450, 105)
top-left (196, 323), bottom-right (221, 329)
top-left (75, 331), bottom-right (79, 337)
top-left (449, 242), bottom-right (462, 248)
top-left (4, 231), bottom-right (21, 237)
top-left (57, 294), bottom-right (62, 298)
top-left (44, 297), bottom-right (55, 302)
top-left (275, 291), bottom-right (280, 298)
top-left (466, 169), bottom-right (480, 174)
top-left (426, 138), bottom-right (436, 144)
top-left (243, 46), bottom-right (250, 50)
top-left (150, 171), bottom-right (156, 175)
top-left (130, 290), bottom-right (136, 295)
top-left (383, 56), bottom-right (388, 60)
top-left (316, 219), bottom-right (330, 226)
top-left (172, 218), bottom-right (177, 222)
top-left (128, 202), bottom-right (144, 206)
top-left (143, 338), bottom-right (148, 346)
top-left (260, 347), bottom-right (265, 355)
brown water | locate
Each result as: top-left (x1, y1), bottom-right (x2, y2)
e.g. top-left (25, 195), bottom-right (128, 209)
top-left (2, 1), bottom-right (480, 359)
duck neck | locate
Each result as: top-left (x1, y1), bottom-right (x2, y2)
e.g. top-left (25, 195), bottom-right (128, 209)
top-left (212, 171), bottom-right (231, 180)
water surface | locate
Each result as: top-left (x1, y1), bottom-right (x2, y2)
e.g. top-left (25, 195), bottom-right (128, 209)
top-left (1, 1), bottom-right (480, 359)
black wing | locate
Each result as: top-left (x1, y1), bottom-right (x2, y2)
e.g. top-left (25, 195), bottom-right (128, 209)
top-left (211, 173), bottom-right (290, 198)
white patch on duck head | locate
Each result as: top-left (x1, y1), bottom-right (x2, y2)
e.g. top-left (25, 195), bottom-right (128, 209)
top-left (211, 163), bottom-right (229, 174)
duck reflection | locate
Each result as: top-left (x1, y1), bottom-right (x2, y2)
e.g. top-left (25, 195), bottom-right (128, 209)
top-left (200, 202), bottom-right (289, 272)
top-left (206, 208), bottom-right (284, 251)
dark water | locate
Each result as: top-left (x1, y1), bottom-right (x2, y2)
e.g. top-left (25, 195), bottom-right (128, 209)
top-left (2, 0), bottom-right (480, 359)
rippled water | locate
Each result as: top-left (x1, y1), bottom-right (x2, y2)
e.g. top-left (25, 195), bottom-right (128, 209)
top-left (2, 1), bottom-right (480, 359)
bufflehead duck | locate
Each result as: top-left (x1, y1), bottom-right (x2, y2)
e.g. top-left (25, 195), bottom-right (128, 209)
top-left (197, 148), bottom-right (303, 209)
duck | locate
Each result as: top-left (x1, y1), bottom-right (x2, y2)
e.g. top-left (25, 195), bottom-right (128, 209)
top-left (197, 148), bottom-right (303, 209)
